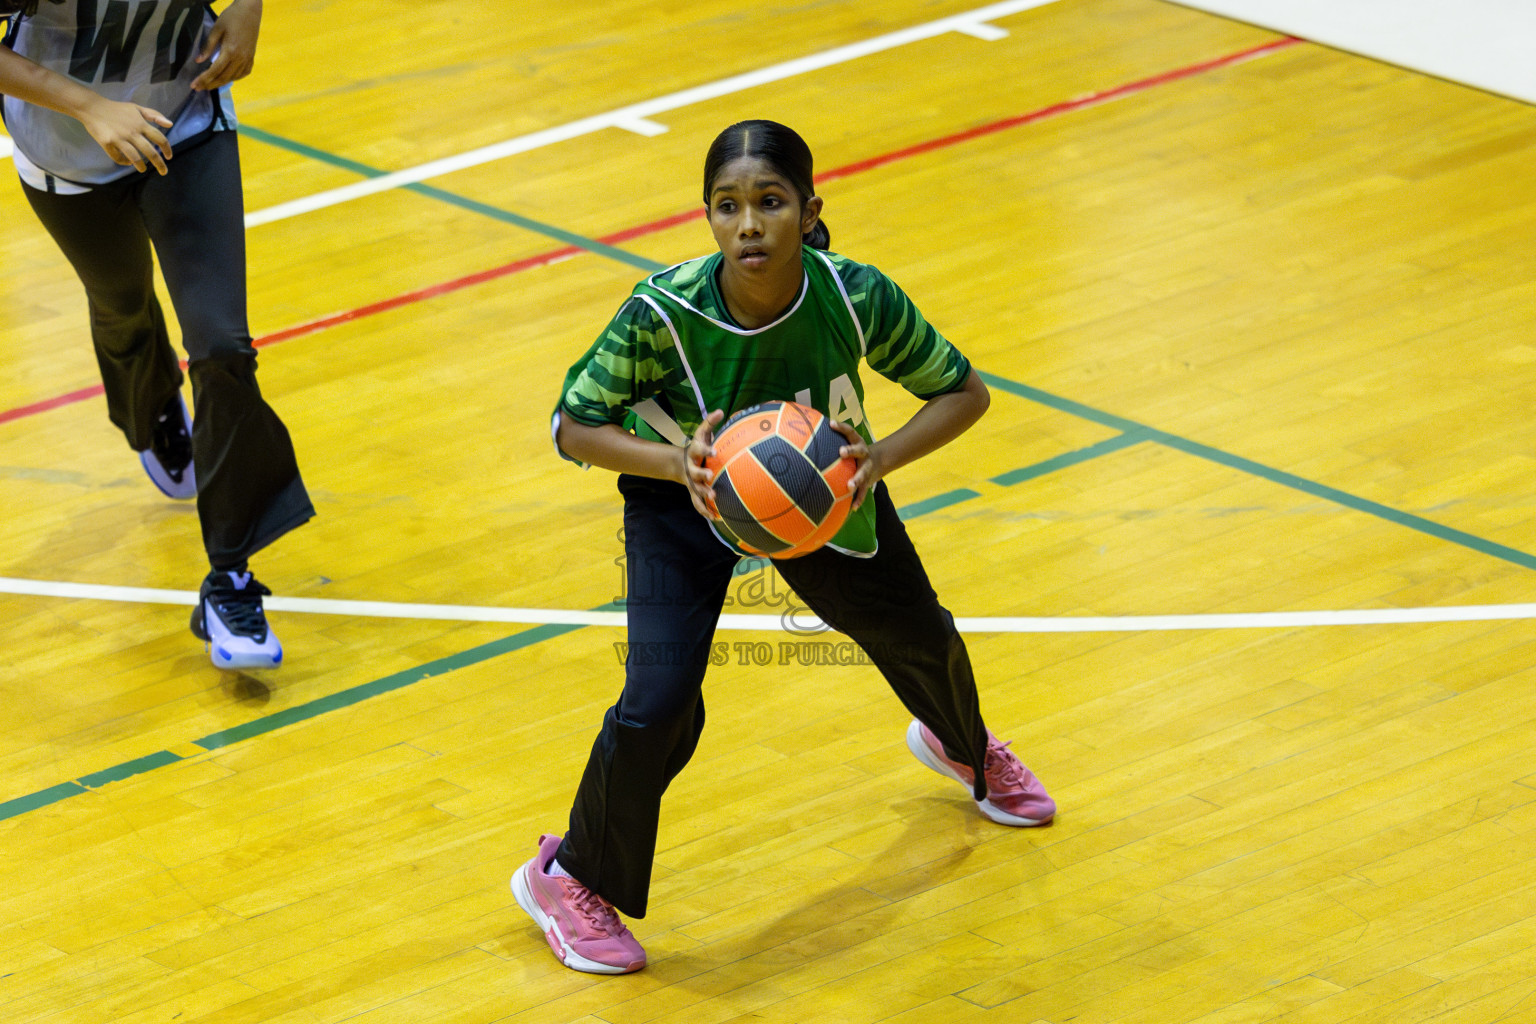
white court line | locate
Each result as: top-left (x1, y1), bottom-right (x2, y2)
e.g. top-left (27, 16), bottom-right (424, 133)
top-left (242, 0), bottom-right (1056, 228)
top-left (5, 576), bottom-right (1536, 633)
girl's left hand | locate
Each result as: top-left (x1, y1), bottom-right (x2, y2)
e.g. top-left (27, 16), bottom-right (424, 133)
top-left (829, 420), bottom-right (882, 511)
top-left (192, 0), bottom-right (263, 91)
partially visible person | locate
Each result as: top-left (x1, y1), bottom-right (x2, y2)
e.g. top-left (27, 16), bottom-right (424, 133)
top-left (1, 0), bottom-right (312, 669)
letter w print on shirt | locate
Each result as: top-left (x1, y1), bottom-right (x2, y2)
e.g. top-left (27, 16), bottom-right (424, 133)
top-left (70, 0), bottom-right (204, 84)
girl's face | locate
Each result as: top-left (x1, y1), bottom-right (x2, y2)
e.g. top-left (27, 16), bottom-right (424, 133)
top-left (706, 156), bottom-right (822, 282)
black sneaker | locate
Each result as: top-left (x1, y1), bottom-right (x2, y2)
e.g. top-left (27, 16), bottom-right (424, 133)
top-left (139, 392), bottom-right (196, 499)
top-left (190, 570), bottom-right (283, 670)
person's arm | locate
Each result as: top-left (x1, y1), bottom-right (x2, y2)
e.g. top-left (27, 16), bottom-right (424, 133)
top-left (838, 260), bottom-right (991, 510)
top-left (556, 410), bottom-right (727, 520)
top-left (831, 368), bottom-right (990, 511)
top-left (192, 0), bottom-right (262, 92)
top-left (0, 44), bottom-right (172, 173)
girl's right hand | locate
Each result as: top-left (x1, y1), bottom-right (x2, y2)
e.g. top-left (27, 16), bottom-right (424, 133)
top-left (80, 98), bottom-right (173, 174)
top-left (681, 410), bottom-right (725, 519)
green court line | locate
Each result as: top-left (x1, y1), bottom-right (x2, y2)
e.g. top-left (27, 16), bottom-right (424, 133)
top-left (979, 372), bottom-right (1145, 433)
top-left (1153, 435), bottom-right (1536, 570)
top-left (898, 488), bottom-right (983, 519)
top-left (898, 432), bottom-right (1151, 518)
top-left (76, 750), bottom-right (185, 789)
top-left (238, 125), bottom-right (385, 180)
top-left (990, 429), bottom-right (1153, 487)
top-left (979, 372), bottom-right (1536, 572)
top-left (405, 182), bottom-right (662, 272)
top-left (0, 618), bottom-right (598, 822)
top-left (192, 621), bottom-right (590, 751)
top-left (0, 782), bottom-right (87, 820)
top-left (240, 126), bottom-right (660, 272)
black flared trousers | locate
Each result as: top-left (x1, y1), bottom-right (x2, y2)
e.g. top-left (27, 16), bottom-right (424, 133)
top-left (22, 131), bottom-right (313, 569)
top-left (558, 474), bottom-right (991, 918)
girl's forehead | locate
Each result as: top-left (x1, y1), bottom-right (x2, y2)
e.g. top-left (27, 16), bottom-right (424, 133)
top-left (710, 156), bottom-right (790, 192)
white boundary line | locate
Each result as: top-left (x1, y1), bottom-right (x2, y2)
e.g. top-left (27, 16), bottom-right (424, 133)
top-left (241, 0), bottom-right (1059, 228)
top-left (5, 576), bottom-right (1536, 633)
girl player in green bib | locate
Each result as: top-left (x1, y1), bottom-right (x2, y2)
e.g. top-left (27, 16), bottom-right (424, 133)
top-left (516, 120), bottom-right (1054, 974)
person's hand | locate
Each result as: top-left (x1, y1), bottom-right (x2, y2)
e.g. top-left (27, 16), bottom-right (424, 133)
top-left (681, 410), bottom-right (725, 519)
top-left (79, 98), bottom-right (173, 174)
top-left (192, 0), bottom-right (262, 91)
top-left (830, 419), bottom-right (882, 510)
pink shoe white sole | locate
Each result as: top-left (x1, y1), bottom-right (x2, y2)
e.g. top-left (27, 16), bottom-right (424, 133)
top-left (511, 836), bottom-right (646, 975)
top-left (906, 719), bottom-right (1055, 826)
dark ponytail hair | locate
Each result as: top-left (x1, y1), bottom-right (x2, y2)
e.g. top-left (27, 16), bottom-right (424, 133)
top-left (0, 0), bottom-right (60, 17)
top-left (703, 119), bottom-right (831, 251)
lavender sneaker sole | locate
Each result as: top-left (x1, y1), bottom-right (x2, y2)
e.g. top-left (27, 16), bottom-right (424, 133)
top-left (139, 396), bottom-right (197, 499)
top-left (191, 596), bottom-right (283, 671)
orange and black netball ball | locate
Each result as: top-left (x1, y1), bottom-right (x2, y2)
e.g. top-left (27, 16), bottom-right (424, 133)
top-left (703, 400), bottom-right (857, 559)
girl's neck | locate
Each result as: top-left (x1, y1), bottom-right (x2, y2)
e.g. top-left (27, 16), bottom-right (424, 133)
top-left (718, 260), bottom-right (803, 330)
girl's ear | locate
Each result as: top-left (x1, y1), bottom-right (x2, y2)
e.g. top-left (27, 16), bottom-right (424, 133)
top-left (801, 195), bottom-right (824, 234)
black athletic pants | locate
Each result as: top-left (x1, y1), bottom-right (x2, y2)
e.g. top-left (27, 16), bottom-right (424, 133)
top-left (22, 131), bottom-right (313, 570)
top-left (558, 474), bottom-right (992, 918)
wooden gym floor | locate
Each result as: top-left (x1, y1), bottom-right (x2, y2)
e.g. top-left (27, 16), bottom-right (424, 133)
top-left (3, 1), bottom-right (1536, 1021)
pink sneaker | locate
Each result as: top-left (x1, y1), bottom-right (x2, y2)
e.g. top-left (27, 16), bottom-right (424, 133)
top-left (511, 834), bottom-right (646, 974)
top-left (906, 720), bottom-right (1055, 826)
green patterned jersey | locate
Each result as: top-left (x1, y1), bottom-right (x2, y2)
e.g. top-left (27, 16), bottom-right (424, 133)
top-left (554, 246), bottom-right (971, 555)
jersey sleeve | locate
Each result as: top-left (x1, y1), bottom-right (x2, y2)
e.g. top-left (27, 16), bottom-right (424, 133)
top-left (551, 296), bottom-right (679, 462)
top-left (845, 262), bottom-right (971, 400)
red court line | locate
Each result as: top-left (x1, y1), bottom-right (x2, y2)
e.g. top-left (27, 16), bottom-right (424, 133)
top-left (0, 35), bottom-right (1303, 429)
top-left (252, 245), bottom-right (586, 348)
top-left (598, 208), bottom-right (705, 245)
top-left (0, 385), bottom-right (108, 426)
top-left (0, 246), bottom-right (587, 427)
top-left (819, 35), bottom-right (1301, 182)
